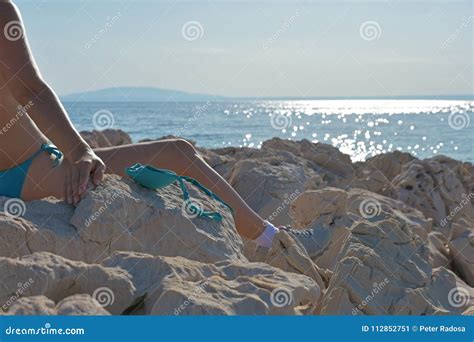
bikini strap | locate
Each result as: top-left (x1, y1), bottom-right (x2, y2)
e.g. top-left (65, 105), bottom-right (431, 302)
top-left (27, 145), bottom-right (48, 162)
top-left (180, 175), bottom-right (234, 213)
top-left (176, 176), bottom-right (234, 222)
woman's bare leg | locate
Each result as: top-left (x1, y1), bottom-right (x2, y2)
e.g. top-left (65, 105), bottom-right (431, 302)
top-left (21, 138), bottom-right (266, 240)
top-left (94, 139), bottom-right (265, 240)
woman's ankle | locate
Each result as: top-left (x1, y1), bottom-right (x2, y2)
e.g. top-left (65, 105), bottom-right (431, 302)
top-left (254, 221), bottom-right (279, 248)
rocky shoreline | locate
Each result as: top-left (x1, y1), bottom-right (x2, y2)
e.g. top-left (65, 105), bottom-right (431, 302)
top-left (0, 129), bottom-right (472, 315)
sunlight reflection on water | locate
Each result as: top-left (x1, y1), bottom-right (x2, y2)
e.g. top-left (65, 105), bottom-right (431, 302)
top-left (67, 100), bottom-right (473, 162)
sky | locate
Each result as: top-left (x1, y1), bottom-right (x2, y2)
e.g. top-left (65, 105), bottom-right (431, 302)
top-left (14, 0), bottom-right (473, 98)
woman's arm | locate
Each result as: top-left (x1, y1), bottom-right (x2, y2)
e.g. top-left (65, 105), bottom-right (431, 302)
top-left (0, 0), bottom-right (105, 204)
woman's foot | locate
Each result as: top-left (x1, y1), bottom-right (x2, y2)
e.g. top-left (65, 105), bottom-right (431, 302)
top-left (253, 221), bottom-right (332, 260)
top-left (278, 225), bottom-right (331, 259)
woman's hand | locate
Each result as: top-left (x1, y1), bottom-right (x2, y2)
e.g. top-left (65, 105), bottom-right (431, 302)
top-left (64, 147), bottom-right (106, 204)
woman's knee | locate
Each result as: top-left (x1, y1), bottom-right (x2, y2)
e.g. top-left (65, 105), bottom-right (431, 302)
top-left (153, 139), bottom-right (198, 174)
top-left (169, 139), bottom-right (196, 155)
top-left (157, 139), bottom-right (197, 160)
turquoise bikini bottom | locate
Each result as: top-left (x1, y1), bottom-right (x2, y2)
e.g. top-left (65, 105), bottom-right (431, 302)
top-left (0, 143), bottom-right (63, 198)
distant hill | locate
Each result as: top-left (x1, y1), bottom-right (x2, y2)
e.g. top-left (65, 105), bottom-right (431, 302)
top-left (61, 87), bottom-right (225, 102)
top-left (61, 87), bottom-right (474, 102)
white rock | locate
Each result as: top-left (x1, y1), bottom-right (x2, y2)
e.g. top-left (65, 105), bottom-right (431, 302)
top-left (0, 252), bottom-right (135, 315)
top-left (320, 219), bottom-right (434, 315)
top-left (449, 220), bottom-right (474, 286)
top-left (6, 294), bottom-right (111, 315)
top-left (0, 175), bottom-right (243, 264)
top-left (102, 251), bottom-right (320, 315)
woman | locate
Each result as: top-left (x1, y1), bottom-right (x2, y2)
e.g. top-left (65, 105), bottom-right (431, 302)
top-left (0, 0), bottom-right (318, 254)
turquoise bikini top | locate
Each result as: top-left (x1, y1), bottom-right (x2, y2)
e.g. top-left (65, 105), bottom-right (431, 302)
top-left (126, 163), bottom-right (233, 222)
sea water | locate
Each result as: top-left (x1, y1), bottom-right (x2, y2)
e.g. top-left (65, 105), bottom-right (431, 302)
top-left (65, 99), bottom-right (473, 162)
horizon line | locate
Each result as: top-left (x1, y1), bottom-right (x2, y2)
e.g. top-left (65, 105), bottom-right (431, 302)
top-left (60, 86), bottom-right (474, 101)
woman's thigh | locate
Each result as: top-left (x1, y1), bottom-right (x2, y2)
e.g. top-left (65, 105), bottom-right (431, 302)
top-left (21, 152), bottom-right (67, 201)
top-left (21, 139), bottom-right (195, 201)
top-left (94, 139), bottom-right (196, 177)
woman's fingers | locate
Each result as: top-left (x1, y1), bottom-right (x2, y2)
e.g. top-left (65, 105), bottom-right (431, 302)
top-left (66, 169), bottom-right (73, 204)
top-left (92, 161), bottom-right (106, 186)
top-left (76, 160), bottom-right (92, 199)
top-left (63, 152), bottom-right (105, 205)
top-left (71, 165), bottom-right (81, 204)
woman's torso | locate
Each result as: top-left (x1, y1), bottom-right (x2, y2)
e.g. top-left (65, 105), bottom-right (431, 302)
top-left (0, 75), bottom-right (47, 170)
